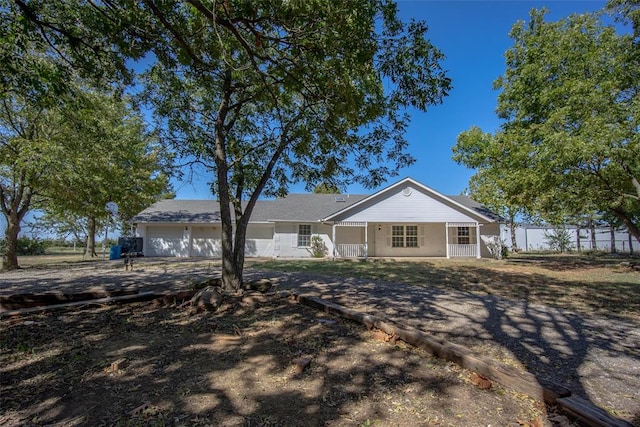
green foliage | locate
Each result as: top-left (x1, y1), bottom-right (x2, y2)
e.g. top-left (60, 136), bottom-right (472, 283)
top-left (544, 228), bottom-right (575, 253)
top-left (8, 0), bottom-right (451, 287)
top-left (0, 236), bottom-right (46, 256)
top-left (313, 183), bottom-right (342, 194)
top-left (452, 8), bottom-right (640, 242)
top-left (307, 236), bottom-right (328, 258)
top-left (39, 91), bottom-right (173, 243)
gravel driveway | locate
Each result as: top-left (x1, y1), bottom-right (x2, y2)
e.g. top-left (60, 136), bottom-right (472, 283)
top-left (2, 257), bottom-right (639, 425)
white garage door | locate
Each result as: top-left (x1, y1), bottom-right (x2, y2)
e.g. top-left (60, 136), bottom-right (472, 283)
top-left (191, 226), bottom-right (222, 257)
top-left (146, 226), bottom-right (188, 257)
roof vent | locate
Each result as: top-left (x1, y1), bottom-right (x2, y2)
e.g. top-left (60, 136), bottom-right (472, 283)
top-left (334, 196), bottom-right (346, 202)
top-left (402, 187), bottom-right (412, 197)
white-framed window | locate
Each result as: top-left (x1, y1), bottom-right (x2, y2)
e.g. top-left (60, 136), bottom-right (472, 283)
top-left (457, 226), bottom-right (470, 244)
top-left (406, 225), bottom-right (418, 247)
top-left (392, 225), bottom-right (404, 247)
top-left (391, 225), bottom-right (419, 248)
top-left (298, 224), bottom-right (312, 247)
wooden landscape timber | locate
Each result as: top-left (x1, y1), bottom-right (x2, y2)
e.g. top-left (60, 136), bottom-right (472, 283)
top-left (296, 294), bottom-right (634, 427)
top-left (0, 292), bottom-right (159, 318)
top-left (557, 397), bottom-right (635, 427)
top-left (1, 282), bottom-right (633, 426)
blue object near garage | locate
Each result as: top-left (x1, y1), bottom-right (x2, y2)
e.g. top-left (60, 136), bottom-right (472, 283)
top-left (109, 245), bottom-right (122, 260)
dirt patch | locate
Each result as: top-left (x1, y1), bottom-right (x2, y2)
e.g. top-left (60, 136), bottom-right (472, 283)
top-left (1, 295), bottom-right (550, 426)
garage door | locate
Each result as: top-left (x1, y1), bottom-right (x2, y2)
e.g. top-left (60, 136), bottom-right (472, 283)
top-left (191, 226), bottom-right (222, 257)
top-left (146, 226), bottom-right (188, 257)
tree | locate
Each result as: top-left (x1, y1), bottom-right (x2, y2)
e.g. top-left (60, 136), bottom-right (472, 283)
top-left (0, 94), bottom-right (55, 269)
top-left (313, 182), bottom-right (342, 194)
top-left (453, 127), bottom-right (526, 250)
top-left (41, 91), bottom-right (172, 256)
top-left (544, 227), bottom-right (574, 253)
top-left (453, 9), bottom-right (640, 243)
top-left (12, 1), bottom-right (451, 290)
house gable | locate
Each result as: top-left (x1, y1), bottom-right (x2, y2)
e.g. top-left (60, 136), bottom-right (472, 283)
top-left (324, 178), bottom-right (494, 223)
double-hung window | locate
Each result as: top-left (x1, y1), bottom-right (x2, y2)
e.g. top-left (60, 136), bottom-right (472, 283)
top-left (457, 226), bottom-right (470, 244)
top-left (392, 225), bottom-right (419, 248)
top-left (298, 224), bottom-right (312, 247)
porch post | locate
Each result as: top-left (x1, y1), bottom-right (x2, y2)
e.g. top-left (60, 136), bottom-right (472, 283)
top-left (476, 223), bottom-right (481, 259)
top-left (364, 222), bottom-right (368, 259)
top-left (332, 223), bottom-right (336, 259)
top-left (445, 222), bottom-right (450, 259)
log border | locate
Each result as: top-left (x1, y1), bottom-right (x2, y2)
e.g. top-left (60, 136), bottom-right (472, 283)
top-left (296, 294), bottom-right (633, 427)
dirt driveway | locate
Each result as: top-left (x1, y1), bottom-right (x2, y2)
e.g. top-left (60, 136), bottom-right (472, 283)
top-left (1, 257), bottom-right (639, 425)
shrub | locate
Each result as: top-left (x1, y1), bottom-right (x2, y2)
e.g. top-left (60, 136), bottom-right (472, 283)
top-left (544, 228), bottom-right (574, 253)
top-left (307, 235), bottom-right (328, 258)
top-left (17, 237), bottom-right (47, 255)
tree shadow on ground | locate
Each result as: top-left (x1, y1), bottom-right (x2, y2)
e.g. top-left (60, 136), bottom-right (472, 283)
top-left (265, 263), bottom-right (640, 425)
top-left (0, 295), bottom-right (542, 426)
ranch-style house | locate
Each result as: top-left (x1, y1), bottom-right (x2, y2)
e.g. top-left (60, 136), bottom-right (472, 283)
top-left (132, 177), bottom-right (502, 259)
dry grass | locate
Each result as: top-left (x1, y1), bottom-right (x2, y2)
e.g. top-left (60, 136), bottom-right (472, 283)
top-left (253, 254), bottom-right (640, 321)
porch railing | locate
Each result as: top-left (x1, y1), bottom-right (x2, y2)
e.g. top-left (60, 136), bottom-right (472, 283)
top-left (335, 243), bottom-right (367, 258)
top-left (448, 244), bottom-right (477, 258)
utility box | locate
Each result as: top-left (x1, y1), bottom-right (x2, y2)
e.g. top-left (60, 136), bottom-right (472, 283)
top-left (109, 245), bottom-right (122, 260)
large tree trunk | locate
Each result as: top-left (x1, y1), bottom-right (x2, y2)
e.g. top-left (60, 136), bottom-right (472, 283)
top-left (1, 181), bottom-right (33, 271)
top-left (2, 213), bottom-right (21, 271)
top-left (214, 69), bottom-right (243, 292)
top-left (589, 219), bottom-right (597, 250)
top-left (576, 226), bottom-right (581, 252)
top-left (85, 216), bottom-right (98, 257)
top-left (611, 206), bottom-right (640, 246)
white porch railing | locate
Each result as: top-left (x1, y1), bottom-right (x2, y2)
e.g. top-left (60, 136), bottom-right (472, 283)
top-left (335, 244), bottom-right (367, 258)
top-left (448, 244), bottom-right (477, 258)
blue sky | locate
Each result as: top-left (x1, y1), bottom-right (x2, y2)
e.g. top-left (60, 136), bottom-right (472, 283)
top-left (1, 1), bottom-right (612, 238)
top-left (172, 0), bottom-right (609, 200)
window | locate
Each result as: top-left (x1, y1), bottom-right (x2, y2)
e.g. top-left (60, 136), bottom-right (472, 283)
top-left (406, 225), bottom-right (418, 247)
top-left (298, 224), bottom-right (311, 247)
top-left (457, 227), bottom-right (470, 245)
top-left (392, 225), bottom-right (419, 248)
top-left (392, 226), bottom-right (405, 247)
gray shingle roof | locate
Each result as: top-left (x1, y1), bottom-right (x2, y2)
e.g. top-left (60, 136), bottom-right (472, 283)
top-left (448, 195), bottom-right (504, 222)
top-left (132, 194), bottom-right (368, 224)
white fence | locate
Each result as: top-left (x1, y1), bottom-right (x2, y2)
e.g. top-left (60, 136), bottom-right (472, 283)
top-left (448, 244), bottom-right (477, 258)
top-left (501, 225), bottom-right (638, 253)
top-left (335, 244), bottom-right (367, 258)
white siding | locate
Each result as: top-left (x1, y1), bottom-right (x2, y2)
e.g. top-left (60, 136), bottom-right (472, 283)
top-left (372, 223), bottom-right (445, 257)
top-left (245, 224), bottom-right (274, 257)
top-left (480, 223), bottom-right (501, 258)
top-left (191, 226), bottom-right (221, 257)
top-left (274, 222), bottom-right (333, 258)
top-left (334, 186), bottom-right (477, 223)
top-left (145, 225), bottom-right (189, 257)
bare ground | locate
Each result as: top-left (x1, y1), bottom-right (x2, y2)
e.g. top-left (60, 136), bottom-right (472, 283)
top-left (1, 257), bottom-right (638, 426)
top-left (2, 293), bottom-right (548, 426)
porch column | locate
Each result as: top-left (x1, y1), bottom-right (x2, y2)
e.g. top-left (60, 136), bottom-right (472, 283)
top-left (445, 222), bottom-right (450, 259)
top-left (332, 223), bottom-right (336, 259)
top-left (364, 222), bottom-right (368, 259)
top-left (476, 223), bottom-right (481, 259)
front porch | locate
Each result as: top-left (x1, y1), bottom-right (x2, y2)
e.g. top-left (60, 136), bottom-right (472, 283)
top-left (331, 221), bottom-right (481, 259)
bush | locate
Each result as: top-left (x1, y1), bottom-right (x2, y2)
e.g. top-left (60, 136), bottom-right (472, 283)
top-left (16, 237), bottom-right (47, 255)
top-left (307, 235), bottom-right (328, 258)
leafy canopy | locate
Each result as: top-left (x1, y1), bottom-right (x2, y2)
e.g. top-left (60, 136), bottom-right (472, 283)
top-left (453, 7), bottom-right (640, 241)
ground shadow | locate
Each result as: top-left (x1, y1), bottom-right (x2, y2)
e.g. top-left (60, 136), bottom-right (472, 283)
top-left (0, 292), bottom-right (541, 426)
top-left (262, 262), bottom-right (640, 425)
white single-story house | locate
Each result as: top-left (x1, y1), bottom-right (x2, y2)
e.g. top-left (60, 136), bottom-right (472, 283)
top-left (132, 177), bottom-right (502, 259)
